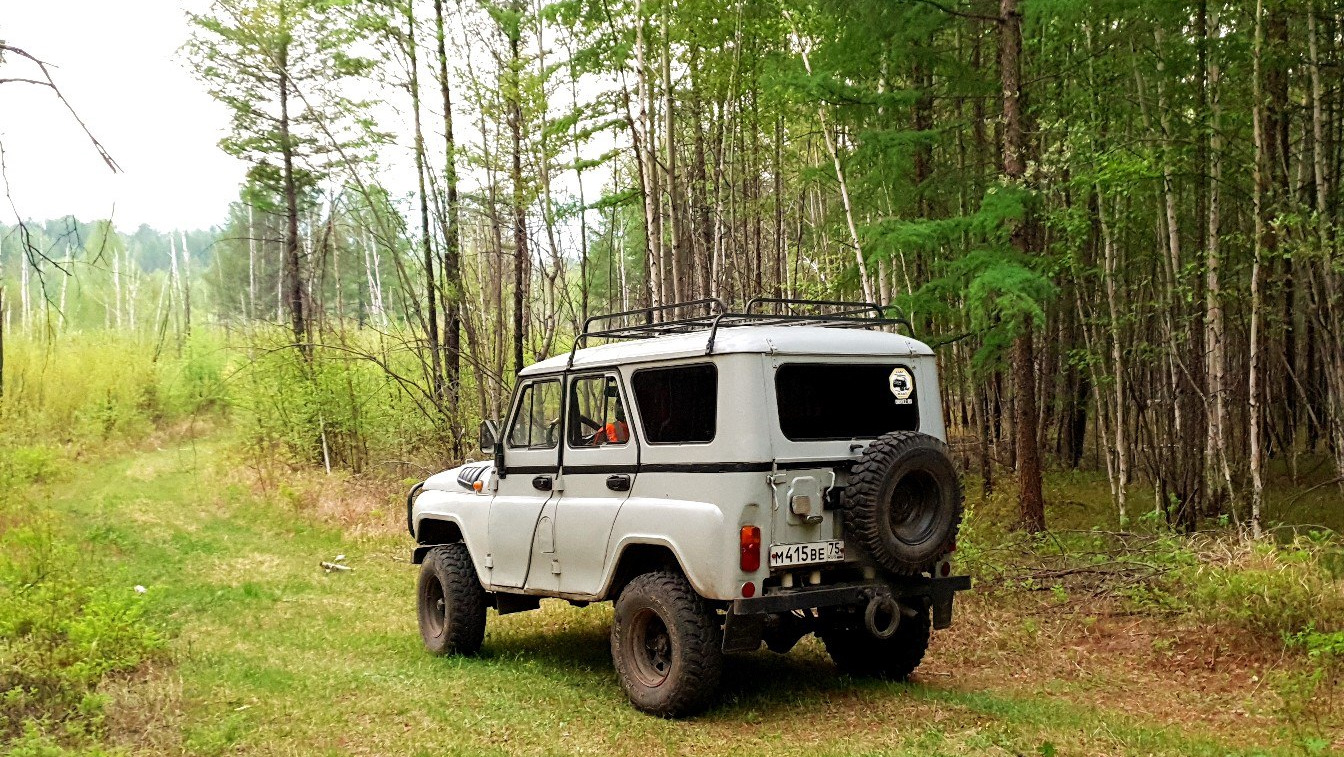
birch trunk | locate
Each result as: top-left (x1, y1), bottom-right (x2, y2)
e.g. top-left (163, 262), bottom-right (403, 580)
top-left (1097, 192), bottom-right (1128, 524)
top-left (179, 231), bottom-right (192, 337)
top-left (1248, 0), bottom-right (1267, 537)
top-left (1205, 8), bottom-right (1236, 513)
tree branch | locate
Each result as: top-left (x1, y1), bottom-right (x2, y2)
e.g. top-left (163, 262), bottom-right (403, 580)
top-left (0, 44), bottom-right (121, 173)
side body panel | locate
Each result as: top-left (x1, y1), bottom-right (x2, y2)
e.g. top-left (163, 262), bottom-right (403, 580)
top-left (601, 354), bottom-right (775, 601)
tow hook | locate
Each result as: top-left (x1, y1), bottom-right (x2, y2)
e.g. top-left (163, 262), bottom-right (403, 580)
top-left (863, 590), bottom-right (902, 639)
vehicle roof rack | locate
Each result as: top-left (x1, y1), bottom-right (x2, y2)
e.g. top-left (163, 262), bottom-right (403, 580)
top-left (565, 297), bottom-right (914, 368)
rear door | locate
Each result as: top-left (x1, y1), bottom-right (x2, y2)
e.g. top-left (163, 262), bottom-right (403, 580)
top-left (488, 378), bottom-right (562, 589)
top-left (549, 373), bottom-right (638, 595)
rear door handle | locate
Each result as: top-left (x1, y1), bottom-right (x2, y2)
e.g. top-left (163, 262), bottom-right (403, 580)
top-left (606, 474), bottom-right (631, 492)
top-left (532, 475), bottom-right (553, 491)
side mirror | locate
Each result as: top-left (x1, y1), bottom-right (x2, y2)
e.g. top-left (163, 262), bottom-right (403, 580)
top-left (479, 420), bottom-right (500, 454)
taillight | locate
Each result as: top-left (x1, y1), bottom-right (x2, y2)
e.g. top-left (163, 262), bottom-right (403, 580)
top-left (740, 526), bottom-right (761, 572)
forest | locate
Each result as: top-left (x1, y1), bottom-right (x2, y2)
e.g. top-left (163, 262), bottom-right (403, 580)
top-left (2, 0), bottom-right (1344, 754)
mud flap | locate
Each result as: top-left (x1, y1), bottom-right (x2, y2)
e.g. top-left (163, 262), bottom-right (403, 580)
top-left (931, 591), bottom-right (954, 629)
top-left (721, 612), bottom-right (765, 653)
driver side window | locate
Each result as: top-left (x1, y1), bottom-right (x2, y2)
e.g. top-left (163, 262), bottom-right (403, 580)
top-left (507, 380), bottom-right (563, 449)
top-left (568, 375), bottom-right (630, 447)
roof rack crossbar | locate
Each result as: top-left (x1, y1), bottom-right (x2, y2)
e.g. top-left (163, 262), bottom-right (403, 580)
top-left (568, 299), bottom-right (726, 368)
top-left (580, 298), bottom-right (725, 336)
top-left (744, 297), bottom-right (886, 319)
top-left (704, 311), bottom-right (915, 355)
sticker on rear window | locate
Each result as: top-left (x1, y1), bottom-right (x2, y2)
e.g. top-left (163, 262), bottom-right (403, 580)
top-left (889, 367), bottom-right (915, 405)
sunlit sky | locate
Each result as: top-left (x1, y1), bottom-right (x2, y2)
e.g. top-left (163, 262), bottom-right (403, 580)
top-left (1, 0), bottom-right (246, 231)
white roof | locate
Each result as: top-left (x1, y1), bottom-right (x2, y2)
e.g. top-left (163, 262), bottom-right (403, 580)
top-left (521, 325), bottom-right (934, 376)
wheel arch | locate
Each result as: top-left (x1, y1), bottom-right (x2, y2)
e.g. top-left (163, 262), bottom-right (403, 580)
top-left (412, 517), bottom-right (465, 564)
top-left (600, 539), bottom-right (698, 601)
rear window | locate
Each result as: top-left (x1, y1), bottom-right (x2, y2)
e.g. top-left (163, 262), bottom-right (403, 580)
top-left (775, 363), bottom-right (919, 441)
top-left (631, 364), bottom-right (717, 444)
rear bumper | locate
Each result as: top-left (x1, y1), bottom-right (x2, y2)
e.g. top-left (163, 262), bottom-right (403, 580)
top-left (732, 574), bottom-right (969, 621)
top-left (725, 575), bottom-right (967, 650)
top-left (722, 575), bottom-right (971, 652)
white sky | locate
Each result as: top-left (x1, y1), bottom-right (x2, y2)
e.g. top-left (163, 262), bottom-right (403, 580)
top-left (1, 0), bottom-right (246, 231)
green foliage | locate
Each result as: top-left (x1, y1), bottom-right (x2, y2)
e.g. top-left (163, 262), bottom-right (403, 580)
top-left (230, 328), bottom-right (443, 472)
top-left (0, 471), bottom-right (163, 749)
top-left (0, 331), bottom-right (226, 449)
top-left (1274, 628), bottom-right (1344, 750)
top-left (1160, 539), bottom-right (1344, 640)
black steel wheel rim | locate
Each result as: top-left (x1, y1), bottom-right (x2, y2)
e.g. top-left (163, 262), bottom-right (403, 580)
top-left (888, 469), bottom-right (941, 546)
top-left (630, 607), bottom-right (673, 687)
top-left (423, 574), bottom-right (447, 636)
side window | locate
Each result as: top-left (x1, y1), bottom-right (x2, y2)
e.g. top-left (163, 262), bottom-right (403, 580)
top-left (567, 375), bottom-right (630, 448)
top-left (507, 380), bottom-right (563, 449)
top-left (631, 364), bottom-right (717, 444)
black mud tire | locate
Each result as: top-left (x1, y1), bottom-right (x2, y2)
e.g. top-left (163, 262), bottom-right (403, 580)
top-left (417, 543), bottom-right (487, 656)
top-left (843, 431), bottom-right (963, 574)
top-left (610, 571), bottom-right (723, 718)
top-left (821, 604), bottom-right (931, 680)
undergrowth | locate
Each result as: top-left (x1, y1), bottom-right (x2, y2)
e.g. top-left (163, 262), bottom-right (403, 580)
top-left (959, 474), bottom-right (1344, 642)
top-left (0, 445), bottom-right (165, 754)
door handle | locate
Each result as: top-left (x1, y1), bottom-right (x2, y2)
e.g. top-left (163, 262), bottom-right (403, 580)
top-left (532, 475), bottom-right (553, 491)
top-left (606, 474), bottom-right (631, 492)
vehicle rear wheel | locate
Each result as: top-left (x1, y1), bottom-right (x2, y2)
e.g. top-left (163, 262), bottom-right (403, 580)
top-left (417, 543), bottom-right (487, 656)
top-left (843, 431), bottom-right (963, 574)
top-left (820, 604), bottom-right (931, 680)
top-left (610, 571), bottom-right (722, 717)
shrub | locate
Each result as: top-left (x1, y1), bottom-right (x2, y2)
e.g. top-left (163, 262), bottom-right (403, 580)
top-left (1154, 537), bottom-right (1344, 640)
top-left (0, 330), bottom-right (228, 449)
top-left (0, 498), bottom-right (162, 748)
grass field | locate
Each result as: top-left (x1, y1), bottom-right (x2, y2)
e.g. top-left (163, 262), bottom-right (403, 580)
top-left (8, 433), bottom-right (1342, 756)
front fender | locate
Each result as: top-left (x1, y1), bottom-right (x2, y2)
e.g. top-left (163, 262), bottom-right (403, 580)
top-left (411, 487), bottom-right (491, 586)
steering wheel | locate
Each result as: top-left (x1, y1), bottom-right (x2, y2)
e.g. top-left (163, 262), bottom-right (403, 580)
top-left (574, 413), bottom-right (603, 445)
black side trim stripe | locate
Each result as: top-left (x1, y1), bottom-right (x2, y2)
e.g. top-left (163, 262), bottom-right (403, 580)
top-left (509, 460), bottom-right (854, 477)
top-left (504, 465), bottom-right (559, 475)
top-left (563, 463), bottom-right (641, 475)
top-left (776, 459), bottom-right (856, 471)
top-left (639, 461), bottom-right (773, 473)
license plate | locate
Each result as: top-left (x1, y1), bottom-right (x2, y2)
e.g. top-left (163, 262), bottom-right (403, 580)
top-left (769, 540), bottom-right (845, 568)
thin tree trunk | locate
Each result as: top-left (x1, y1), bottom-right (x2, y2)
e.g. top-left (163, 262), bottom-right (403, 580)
top-left (1097, 192), bottom-right (1128, 524)
top-left (277, 10), bottom-right (307, 354)
top-left (407, 2), bottom-right (445, 403)
top-left (179, 230), bottom-right (192, 338)
top-left (999, 0), bottom-right (1044, 531)
top-left (435, 0), bottom-right (463, 455)
top-left (248, 204), bottom-right (257, 321)
top-left (1205, 7), bottom-right (1236, 514)
top-left (661, 7), bottom-right (685, 304)
top-left (507, 3), bottom-right (529, 374)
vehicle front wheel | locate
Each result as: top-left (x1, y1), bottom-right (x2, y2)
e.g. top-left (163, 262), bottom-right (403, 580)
top-left (417, 543), bottom-right (487, 656)
top-left (610, 571), bottom-right (722, 717)
top-left (820, 604), bottom-right (931, 680)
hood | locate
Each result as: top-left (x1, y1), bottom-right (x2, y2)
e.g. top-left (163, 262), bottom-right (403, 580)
top-left (424, 461), bottom-right (495, 493)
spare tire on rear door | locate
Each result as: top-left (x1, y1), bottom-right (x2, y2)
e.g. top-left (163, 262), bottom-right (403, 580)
top-left (843, 431), bottom-right (962, 574)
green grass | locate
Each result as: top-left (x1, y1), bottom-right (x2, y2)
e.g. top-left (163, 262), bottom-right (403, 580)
top-left (10, 438), bottom-right (1338, 756)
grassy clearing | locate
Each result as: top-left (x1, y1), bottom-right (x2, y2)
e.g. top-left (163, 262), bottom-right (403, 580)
top-left (2, 437), bottom-right (1337, 756)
